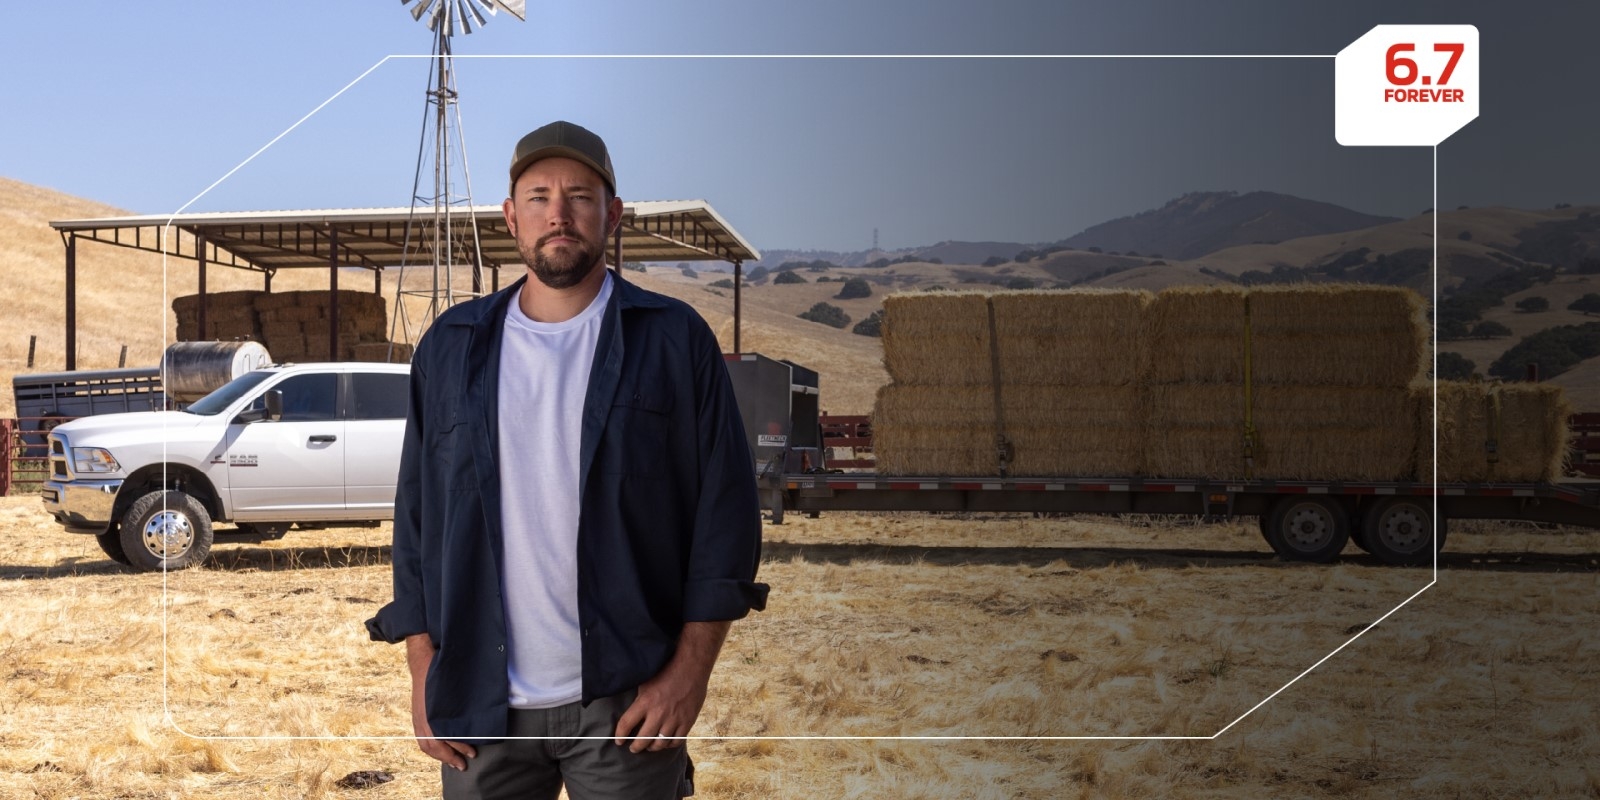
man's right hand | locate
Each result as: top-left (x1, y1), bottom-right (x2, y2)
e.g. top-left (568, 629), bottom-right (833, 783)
top-left (406, 634), bottom-right (477, 771)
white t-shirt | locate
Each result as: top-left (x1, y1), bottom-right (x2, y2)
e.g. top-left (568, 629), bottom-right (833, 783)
top-left (496, 272), bottom-right (612, 708)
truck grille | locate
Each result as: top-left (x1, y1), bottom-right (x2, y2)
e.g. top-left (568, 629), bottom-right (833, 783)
top-left (48, 434), bottom-right (70, 480)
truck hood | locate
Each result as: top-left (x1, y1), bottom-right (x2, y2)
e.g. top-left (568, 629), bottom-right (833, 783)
top-left (54, 411), bottom-right (210, 442)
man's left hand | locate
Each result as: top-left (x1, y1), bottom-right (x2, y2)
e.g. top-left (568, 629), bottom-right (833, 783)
top-left (613, 620), bottom-right (731, 753)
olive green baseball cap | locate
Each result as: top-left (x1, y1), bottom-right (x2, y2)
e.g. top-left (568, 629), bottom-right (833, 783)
top-left (507, 120), bottom-right (616, 195)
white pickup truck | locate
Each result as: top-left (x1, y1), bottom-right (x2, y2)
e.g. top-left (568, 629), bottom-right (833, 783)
top-left (41, 362), bottom-right (409, 571)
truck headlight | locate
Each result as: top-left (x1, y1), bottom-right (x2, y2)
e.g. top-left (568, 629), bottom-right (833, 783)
top-left (72, 447), bottom-right (121, 474)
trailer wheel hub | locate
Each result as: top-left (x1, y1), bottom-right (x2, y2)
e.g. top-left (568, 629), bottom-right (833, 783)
top-left (1377, 505), bottom-right (1428, 552)
top-left (1285, 506), bottom-right (1333, 549)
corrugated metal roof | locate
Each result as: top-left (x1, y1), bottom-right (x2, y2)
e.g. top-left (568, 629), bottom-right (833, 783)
top-left (50, 199), bottom-right (760, 270)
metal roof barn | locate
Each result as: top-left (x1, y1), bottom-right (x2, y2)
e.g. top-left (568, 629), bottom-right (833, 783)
top-left (49, 201), bottom-right (761, 368)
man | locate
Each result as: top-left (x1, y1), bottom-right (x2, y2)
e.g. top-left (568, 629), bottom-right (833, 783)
top-left (367, 120), bottom-right (768, 799)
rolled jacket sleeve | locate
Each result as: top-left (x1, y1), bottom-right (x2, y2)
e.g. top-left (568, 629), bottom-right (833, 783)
top-left (366, 344), bottom-right (432, 644)
top-left (683, 319), bottom-right (769, 621)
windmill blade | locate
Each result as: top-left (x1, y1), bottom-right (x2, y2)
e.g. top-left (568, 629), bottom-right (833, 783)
top-left (405, 0), bottom-right (522, 29)
top-left (463, 0), bottom-right (488, 28)
top-left (407, 0), bottom-right (436, 23)
top-left (493, 0), bottom-right (527, 22)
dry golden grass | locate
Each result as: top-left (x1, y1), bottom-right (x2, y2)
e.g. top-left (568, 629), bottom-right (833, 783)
top-left (3, 496), bottom-right (1600, 798)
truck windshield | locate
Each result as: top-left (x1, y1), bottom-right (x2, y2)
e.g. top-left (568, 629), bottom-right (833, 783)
top-left (183, 371), bottom-right (277, 416)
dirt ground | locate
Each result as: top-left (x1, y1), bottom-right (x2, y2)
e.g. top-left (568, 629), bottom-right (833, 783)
top-left (1, 496), bottom-right (1598, 799)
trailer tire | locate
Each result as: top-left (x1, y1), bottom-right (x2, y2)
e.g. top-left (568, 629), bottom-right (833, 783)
top-left (1362, 497), bottom-right (1444, 566)
top-left (118, 490), bottom-right (213, 572)
top-left (95, 531), bottom-right (132, 566)
top-left (1264, 496), bottom-right (1350, 563)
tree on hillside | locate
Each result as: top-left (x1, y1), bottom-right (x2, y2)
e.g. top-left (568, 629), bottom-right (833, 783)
top-left (709, 278), bottom-right (735, 289)
top-left (746, 266), bottom-right (770, 283)
top-left (1516, 296), bottom-right (1549, 312)
top-left (835, 278), bottom-right (872, 300)
top-left (1470, 321), bottom-right (1512, 338)
top-left (773, 271), bottom-right (806, 285)
top-left (852, 310), bottom-right (884, 337)
top-left (680, 266), bottom-right (699, 279)
top-left (1569, 294), bottom-right (1600, 315)
top-left (1437, 352), bottom-right (1475, 381)
top-left (983, 256), bottom-right (1007, 267)
top-left (798, 302), bottom-right (850, 329)
top-left (1489, 323), bottom-right (1600, 380)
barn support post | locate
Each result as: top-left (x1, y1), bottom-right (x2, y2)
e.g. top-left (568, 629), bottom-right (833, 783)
top-left (264, 269), bottom-right (273, 292)
top-left (196, 233), bottom-right (208, 339)
top-left (328, 227), bottom-right (340, 361)
top-left (733, 259), bottom-right (743, 353)
top-left (374, 267), bottom-right (382, 294)
top-left (472, 246), bottom-right (483, 296)
top-left (65, 233), bottom-right (77, 370)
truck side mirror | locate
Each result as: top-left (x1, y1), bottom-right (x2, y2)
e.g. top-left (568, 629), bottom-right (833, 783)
top-left (264, 390), bottom-right (284, 422)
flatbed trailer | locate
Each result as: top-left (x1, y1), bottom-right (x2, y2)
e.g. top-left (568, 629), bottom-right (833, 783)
top-left (724, 352), bottom-right (1600, 566)
top-left (760, 472), bottom-right (1600, 566)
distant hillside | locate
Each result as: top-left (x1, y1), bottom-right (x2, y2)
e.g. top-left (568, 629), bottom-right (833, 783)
top-left (1062, 191), bottom-right (1399, 261)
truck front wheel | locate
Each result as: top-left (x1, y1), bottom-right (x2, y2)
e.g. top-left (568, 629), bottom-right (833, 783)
top-left (118, 490), bottom-right (214, 572)
top-left (96, 531), bottom-right (132, 565)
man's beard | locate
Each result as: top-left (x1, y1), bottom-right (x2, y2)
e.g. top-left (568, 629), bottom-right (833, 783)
top-left (522, 228), bottom-right (603, 290)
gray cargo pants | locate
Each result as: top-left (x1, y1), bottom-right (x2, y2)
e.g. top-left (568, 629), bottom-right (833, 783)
top-left (440, 691), bottom-right (692, 800)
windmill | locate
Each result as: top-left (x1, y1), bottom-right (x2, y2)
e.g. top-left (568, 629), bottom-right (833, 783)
top-left (389, 0), bottom-right (526, 353)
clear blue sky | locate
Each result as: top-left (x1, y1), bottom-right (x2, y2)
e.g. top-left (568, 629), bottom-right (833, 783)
top-left (7, 0), bottom-right (1594, 253)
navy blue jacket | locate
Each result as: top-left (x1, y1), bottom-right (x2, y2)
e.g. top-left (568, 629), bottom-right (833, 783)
top-left (367, 270), bottom-right (768, 740)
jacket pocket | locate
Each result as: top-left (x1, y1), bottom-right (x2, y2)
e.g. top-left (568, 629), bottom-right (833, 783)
top-left (599, 392), bottom-right (670, 476)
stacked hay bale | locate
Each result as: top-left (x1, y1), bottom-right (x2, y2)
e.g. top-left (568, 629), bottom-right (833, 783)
top-left (173, 290), bottom-right (411, 363)
top-left (253, 290), bottom-right (389, 362)
top-left (873, 283), bottom-right (1510, 482)
top-left (172, 291), bottom-right (263, 342)
top-left (1142, 285), bottom-right (1429, 481)
top-left (875, 293), bottom-right (994, 475)
top-left (1422, 382), bottom-right (1570, 482)
top-left (992, 291), bottom-right (1149, 476)
top-left (874, 290), bottom-right (1149, 476)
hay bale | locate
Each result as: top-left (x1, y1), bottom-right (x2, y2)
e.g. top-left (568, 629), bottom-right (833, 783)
top-left (1145, 385), bottom-right (1245, 428)
top-left (1423, 382), bottom-right (1570, 482)
top-left (1248, 284), bottom-right (1428, 337)
top-left (1253, 424), bottom-right (1417, 481)
top-left (871, 385), bottom-right (996, 476)
top-left (1007, 425), bottom-right (1142, 476)
top-left (881, 293), bottom-right (994, 385)
top-left (1143, 426), bottom-right (1245, 479)
top-left (991, 290), bottom-right (1150, 386)
top-left (1142, 287), bottom-right (1248, 384)
top-left (1143, 386), bottom-right (1418, 480)
top-left (1002, 385), bottom-right (1141, 427)
top-left (1255, 386), bottom-right (1416, 429)
top-left (1252, 333), bottom-right (1426, 387)
top-left (1143, 285), bottom-right (1428, 387)
top-left (351, 342), bottom-right (414, 363)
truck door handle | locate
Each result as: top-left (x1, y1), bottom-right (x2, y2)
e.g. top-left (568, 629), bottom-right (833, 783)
top-left (308, 435), bottom-right (338, 444)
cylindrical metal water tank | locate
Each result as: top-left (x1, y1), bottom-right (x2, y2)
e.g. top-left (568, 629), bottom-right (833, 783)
top-left (162, 341), bottom-right (273, 403)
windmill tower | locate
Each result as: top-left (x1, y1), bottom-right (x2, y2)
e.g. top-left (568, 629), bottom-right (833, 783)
top-left (391, 0), bottom-right (526, 350)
